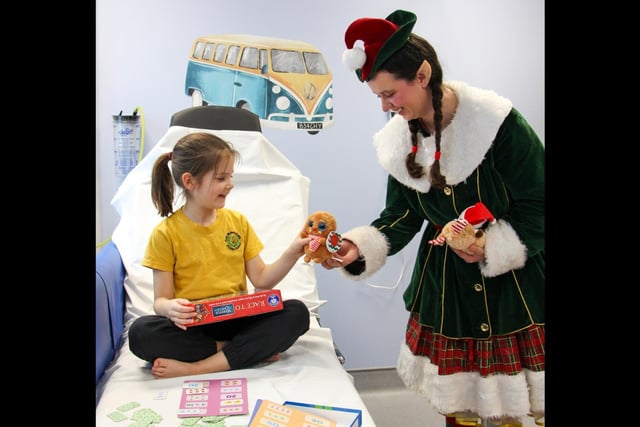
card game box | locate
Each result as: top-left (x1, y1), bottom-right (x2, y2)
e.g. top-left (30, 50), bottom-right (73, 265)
top-left (248, 399), bottom-right (363, 427)
top-left (249, 399), bottom-right (337, 427)
top-left (186, 290), bottom-right (284, 327)
top-left (283, 401), bottom-right (362, 427)
top-left (177, 377), bottom-right (248, 417)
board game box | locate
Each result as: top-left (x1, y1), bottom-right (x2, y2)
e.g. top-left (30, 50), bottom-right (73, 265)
top-left (187, 290), bottom-right (284, 327)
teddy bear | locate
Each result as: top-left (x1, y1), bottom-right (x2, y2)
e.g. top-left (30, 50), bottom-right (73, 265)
top-left (428, 202), bottom-right (495, 252)
top-left (300, 211), bottom-right (342, 263)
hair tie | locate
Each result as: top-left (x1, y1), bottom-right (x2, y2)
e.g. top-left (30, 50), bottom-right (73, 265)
top-left (411, 145), bottom-right (418, 154)
top-left (168, 152), bottom-right (173, 161)
top-left (434, 150), bottom-right (441, 161)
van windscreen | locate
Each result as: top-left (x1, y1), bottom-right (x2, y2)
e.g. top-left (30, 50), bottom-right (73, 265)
top-left (271, 50), bottom-right (305, 73)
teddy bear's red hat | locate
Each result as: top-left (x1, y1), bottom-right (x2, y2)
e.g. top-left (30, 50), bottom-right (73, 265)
top-left (461, 202), bottom-right (495, 228)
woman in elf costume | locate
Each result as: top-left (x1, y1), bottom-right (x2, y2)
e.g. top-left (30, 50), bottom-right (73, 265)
top-left (322, 10), bottom-right (544, 427)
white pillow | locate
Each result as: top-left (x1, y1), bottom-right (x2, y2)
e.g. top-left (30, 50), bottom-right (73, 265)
top-left (111, 126), bottom-right (326, 326)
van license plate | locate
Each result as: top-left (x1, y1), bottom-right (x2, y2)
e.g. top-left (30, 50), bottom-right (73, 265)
top-left (297, 122), bottom-right (323, 130)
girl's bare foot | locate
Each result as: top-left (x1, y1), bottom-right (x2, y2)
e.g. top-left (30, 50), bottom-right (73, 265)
top-left (150, 351), bottom-right (278, 379)
top-left (151, 358), bottom-right (198, 379)
top-left (151, 352), bottom-right (231, 379)
top-left (265, 353), bottom-right (281, 363)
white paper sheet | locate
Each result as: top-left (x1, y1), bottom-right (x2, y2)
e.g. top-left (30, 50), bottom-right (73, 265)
top-left (96, 319), bottom-right (376, 426)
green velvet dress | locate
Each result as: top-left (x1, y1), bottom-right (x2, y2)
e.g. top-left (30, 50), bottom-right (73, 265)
top-left (340, 80), bottom-right (544, 421)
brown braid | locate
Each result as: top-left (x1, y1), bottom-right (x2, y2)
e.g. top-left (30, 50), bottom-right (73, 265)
top-left (429, 84), bottom-right (447, 189)
top-left (406, 119), bottom-right (425, 178)
top-left (377, 33), bottom-right (448, 189)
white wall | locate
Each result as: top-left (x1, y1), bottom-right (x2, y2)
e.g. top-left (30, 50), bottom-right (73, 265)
top-left (96, 0), bottom-right (544, 369)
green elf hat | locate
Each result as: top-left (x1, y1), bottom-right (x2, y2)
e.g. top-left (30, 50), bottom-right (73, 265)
top-left (342, 9), bottom-right (417, 82)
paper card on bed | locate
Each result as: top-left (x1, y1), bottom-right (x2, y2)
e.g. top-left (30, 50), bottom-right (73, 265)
top-left (248, 399), bottom-right (337, 427)
top-left (187, 290), bottom-right (284, 327)
top-left (177, 378), bottom-right (248, 418)
top-left (283, 401), bottom-right (362, 427)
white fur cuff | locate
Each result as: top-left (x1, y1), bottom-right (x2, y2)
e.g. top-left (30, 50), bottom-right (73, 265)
top-left (479, 219), bottom-right (527, 277)
top-left (339, 225), bottom-right (389, 281)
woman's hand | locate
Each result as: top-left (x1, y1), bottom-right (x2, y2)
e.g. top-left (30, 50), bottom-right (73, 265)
top-left (321, 239), bottom-right (359, 269)
top-left (452, 244), bottom-right (485, 263)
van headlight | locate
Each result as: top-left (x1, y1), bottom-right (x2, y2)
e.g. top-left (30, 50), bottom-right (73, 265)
top-left (325, 97), bottom-right (333, 110)
top-left (276, 96), bottom-right (291, 111)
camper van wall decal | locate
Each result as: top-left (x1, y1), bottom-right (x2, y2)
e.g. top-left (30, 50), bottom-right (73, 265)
top-left (185, 34), bottom-right (334, 135)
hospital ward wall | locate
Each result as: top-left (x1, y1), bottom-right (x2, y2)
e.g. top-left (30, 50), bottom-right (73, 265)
top-left (96, 0), bottom-right (544, 370)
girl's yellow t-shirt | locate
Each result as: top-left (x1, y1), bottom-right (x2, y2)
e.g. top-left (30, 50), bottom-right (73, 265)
top-left (142, 207), bottom-right (264, 300)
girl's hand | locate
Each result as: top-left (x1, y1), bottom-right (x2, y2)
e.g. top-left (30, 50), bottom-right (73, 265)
top-left (289, 235), bottom-right (311, 257)
top-left (452, 244), bottom-right (485, 264)
top-left (166, 298), bottom-right (196, 330)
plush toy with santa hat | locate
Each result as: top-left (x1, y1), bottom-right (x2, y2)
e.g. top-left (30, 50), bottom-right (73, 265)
top-left (428, 202), bottom-right (496, 253)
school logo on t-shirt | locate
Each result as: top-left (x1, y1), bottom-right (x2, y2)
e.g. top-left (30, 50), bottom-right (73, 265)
top-left (225, 231), bottom-right (242, 250)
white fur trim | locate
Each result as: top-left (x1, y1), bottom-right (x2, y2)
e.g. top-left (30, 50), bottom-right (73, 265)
top-left (526, 370), bottom-right (545, 417)
top-left (339, 225), bottom-right (389, 281)
top-left (373, 81), bottom-right (512, 192)
top-left (342, 47), bottom-right (366, 71)
top-left (479, 219), bottom-right (527, 277)
top-left (396, 342), bottom-right (541, 420)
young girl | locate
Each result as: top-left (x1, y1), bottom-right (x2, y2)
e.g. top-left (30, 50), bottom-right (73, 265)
top-left (128, 132), bottom-right (311, 379)
top-left (324, 10), bottom-right (544, 427)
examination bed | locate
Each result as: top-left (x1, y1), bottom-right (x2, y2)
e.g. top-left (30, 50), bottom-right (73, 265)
top-left (95, 107), bottom-right (376, 426)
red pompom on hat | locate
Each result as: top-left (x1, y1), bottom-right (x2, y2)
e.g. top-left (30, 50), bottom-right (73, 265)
top-left (459, 202), bottom-right (496, 229)
top-left (343, 10), bottom-right (417, 82)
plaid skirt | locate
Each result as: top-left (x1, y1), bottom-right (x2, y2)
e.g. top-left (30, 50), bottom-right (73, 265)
top-left (405, 313), bottom-right (545, 377)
